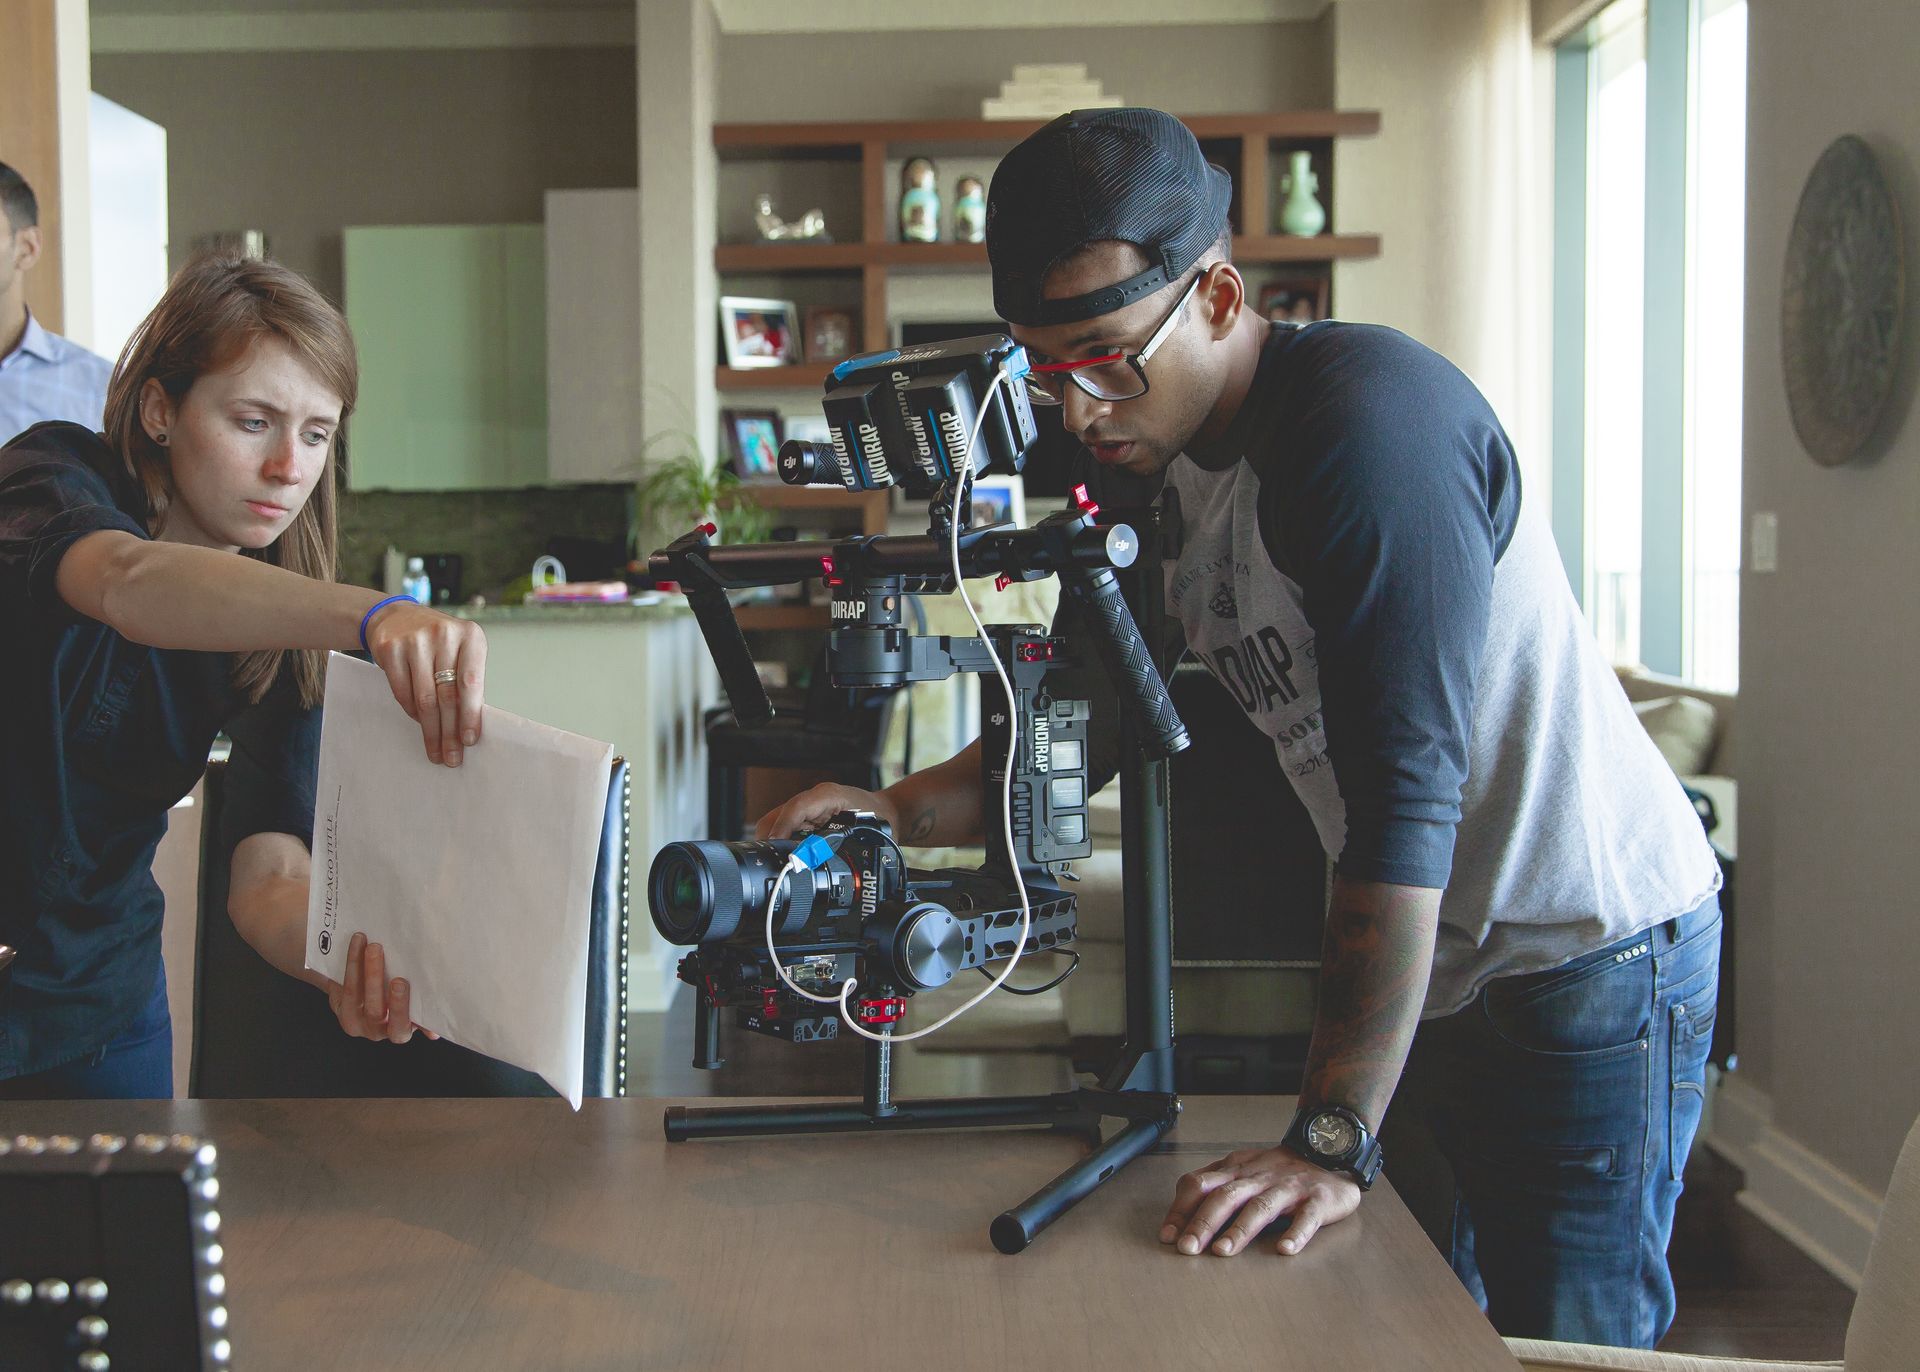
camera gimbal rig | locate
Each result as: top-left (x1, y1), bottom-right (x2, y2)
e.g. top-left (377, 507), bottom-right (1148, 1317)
top-left (647, 337), bottom-right (1189, 1252)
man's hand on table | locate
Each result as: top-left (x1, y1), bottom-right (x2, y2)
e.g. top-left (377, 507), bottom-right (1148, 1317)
top-left (1159, 1145), bottom-right (1363, 1257)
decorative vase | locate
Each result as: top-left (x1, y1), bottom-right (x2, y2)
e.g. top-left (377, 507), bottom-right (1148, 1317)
top-left (1277, 151), bottom-right (1326, 237)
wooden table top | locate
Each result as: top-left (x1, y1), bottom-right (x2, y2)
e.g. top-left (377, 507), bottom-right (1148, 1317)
top-left (1, 1096), bottom-right (1520, 1371)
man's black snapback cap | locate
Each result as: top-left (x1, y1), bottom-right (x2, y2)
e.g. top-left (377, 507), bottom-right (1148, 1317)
top-left (987, 107), bottom-right (1233, 328)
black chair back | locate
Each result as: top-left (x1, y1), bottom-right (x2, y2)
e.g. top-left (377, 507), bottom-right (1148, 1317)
top-left (189, 749), bottom-right (629, 1098)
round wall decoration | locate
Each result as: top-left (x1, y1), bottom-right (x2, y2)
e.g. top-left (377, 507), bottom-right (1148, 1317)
top-left (1781, 134), bottom-right (1906, 466)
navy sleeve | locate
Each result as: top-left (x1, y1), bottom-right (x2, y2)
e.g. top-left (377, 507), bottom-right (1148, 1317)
top-left (0, 426), bottom-right (148, 625)
top-left (1260, 328), bottom-right (1519, 889)
top-left (221, 684), bottom-right (323, 849)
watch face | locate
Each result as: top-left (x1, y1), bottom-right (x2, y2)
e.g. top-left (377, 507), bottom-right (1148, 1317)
top-left (1306, 1111), bottom-right (1358, 1159)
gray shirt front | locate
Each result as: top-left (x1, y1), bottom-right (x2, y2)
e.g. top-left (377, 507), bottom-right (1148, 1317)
top-left (1065, 322), bottom-right (1720, 1016)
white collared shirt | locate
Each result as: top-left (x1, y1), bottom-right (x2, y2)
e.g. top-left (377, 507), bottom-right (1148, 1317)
top-left (0, 312), bottom-right (114, 444)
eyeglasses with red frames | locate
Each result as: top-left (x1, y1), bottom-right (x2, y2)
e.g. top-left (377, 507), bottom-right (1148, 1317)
top-left (1022, 269), bottom-right (1208, 406)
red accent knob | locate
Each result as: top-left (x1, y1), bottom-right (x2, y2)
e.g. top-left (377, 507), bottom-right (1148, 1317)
top-left (994, 574), bottom-right (1013, 591)
top-left (699, 522), bottom-right (718, 537)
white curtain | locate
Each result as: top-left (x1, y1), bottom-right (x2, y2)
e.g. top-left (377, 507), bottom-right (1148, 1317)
top-left (1330, 0), bottom-right (1552, 499)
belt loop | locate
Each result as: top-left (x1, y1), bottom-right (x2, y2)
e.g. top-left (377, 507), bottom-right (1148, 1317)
top-left (1664, 917), bottom-right (1681, 945)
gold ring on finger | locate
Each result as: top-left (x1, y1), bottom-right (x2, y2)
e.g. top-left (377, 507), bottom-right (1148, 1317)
top-left (434, 668), bottom-right (457, 685)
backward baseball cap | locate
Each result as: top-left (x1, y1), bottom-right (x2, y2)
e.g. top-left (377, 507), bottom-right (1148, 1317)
top-left (987, 107), bottom-right (1233, 328)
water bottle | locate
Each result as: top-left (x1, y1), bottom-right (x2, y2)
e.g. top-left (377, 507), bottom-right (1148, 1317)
top-left (402, 556), bottom-right (432, 605)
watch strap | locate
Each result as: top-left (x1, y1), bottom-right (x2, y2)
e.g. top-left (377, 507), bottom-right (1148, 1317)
top-left (1284, 1106), bottom-right (1383, 1192)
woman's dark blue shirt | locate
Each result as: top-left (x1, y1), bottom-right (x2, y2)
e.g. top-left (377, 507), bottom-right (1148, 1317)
top-left (0, 421), bottom-right (318, 1079)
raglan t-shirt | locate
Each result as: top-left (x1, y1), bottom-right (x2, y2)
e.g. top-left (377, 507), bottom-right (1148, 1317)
top-left (1065, 322), bottom-right (1720, 1017)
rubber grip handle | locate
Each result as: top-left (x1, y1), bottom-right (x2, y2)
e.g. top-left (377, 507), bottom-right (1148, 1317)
top-left (686, 586), bottom-right (773, 725)
top-left (1063, 567), bottom-right (1189, 758)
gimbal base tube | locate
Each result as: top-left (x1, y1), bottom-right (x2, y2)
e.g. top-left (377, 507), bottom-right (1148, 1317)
top-left (863, 1032), bottom-right (897, 1117)
top-left (662, 1091), bottom-right (1084, 1141)
top-left (989, 1112), bottom-right (1176, 1255)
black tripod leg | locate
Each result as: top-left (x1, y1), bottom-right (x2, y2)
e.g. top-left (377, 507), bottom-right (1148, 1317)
top-left (988, 1112), bottom-right (1173, 1254)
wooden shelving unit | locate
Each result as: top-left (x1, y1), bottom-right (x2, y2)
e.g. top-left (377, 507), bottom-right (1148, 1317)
top-left (733, 482), bottom-right (889, 532)
top-left (713, 110), bottom-right (1382, 392)
top-left (726, 484), bottom-right (887, 633)
top-left (715, 234), bottom-right (1382, 276)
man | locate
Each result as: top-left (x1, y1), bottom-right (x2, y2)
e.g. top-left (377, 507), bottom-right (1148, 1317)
top-left (0, 162), bottom-right (113, 443)
top-left (758, 108), bottom-right (1721, 1349)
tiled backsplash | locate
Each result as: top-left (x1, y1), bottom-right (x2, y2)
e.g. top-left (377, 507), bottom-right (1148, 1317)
top-left (337, 483), bottom-right (633, 600)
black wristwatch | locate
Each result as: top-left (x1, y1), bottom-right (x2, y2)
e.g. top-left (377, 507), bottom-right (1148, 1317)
top-left (1283, 1104), bottom-right (1384, 1190)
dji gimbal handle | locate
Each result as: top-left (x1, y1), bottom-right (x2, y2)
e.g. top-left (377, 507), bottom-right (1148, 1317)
top-left (1058, 563), bottom-right (1190, 760)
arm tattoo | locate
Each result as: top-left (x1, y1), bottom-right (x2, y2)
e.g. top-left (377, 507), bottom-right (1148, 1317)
top-left (1299, 877), bottom-right (1442, 1132)
top-left (902, 803), bottom-right (938, 843)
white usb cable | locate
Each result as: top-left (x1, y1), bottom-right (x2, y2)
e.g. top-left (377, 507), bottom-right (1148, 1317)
top-left (762, 364), bottom-right (1032, 1044)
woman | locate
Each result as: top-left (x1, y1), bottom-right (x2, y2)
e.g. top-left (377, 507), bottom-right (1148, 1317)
top-left (0, 252), bottom-right (480, 1099)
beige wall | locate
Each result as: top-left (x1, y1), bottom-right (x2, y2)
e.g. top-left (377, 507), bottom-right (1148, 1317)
top-left (1739, 0), bottom-right (1920, 1192)
top-left (716, 21), bottom-right (1333, 122)
top-left (89, 46), bottom-right (638, 305)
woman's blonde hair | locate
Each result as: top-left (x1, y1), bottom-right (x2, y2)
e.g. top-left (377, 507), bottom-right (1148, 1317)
top-left (102, 251), bottom-right (356, 710)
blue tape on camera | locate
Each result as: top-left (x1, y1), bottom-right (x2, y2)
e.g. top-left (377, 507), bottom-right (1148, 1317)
top-left (793, 834), bottom-right (837, 870)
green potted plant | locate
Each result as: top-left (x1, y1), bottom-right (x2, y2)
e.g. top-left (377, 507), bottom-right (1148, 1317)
top-left (632, 429), bottom-right (774, 559)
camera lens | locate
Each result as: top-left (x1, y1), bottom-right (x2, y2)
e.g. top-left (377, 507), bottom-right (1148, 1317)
top-left (661, 857), bottom-right (702, 919)
top-left (647, 841), bottom-right (822, 946)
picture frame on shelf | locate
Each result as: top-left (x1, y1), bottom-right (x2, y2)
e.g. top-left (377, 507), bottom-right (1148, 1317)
top-left (1257, 277), bottom-right (1330, 325)
top-left (803, 306), bottom-right (859, 363)
top-left (784, 414), bottom-right (832, 447)
top-left (969, 473), bottom-right (1026, 530)
top-left (719, 296), bottom-right (801, 369)
top-left (721, 408), bottom-right (784, 480)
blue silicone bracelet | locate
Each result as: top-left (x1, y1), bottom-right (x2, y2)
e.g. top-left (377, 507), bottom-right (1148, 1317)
top-left (359, 594), bottom-right (415, 653)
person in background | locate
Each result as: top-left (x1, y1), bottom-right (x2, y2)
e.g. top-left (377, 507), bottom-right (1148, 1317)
top-left (0, 162), bottom-right (114, 441)
top-left (0, 251), bottom-right (487, 1100)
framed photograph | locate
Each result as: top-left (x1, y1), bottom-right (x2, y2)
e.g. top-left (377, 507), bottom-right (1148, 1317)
top-left (721, 408), bottom-right (784, 480)
top-left (804, 306), bottom-right (859, 363)
top-left (783, 414), bottom-right (832, 447)
top-left (719, 296), bottom-right (800, 369)
top-left (969, 473), bottom-right (1027, 530)
top-left (1258, 277), bottom-right (1330, 325)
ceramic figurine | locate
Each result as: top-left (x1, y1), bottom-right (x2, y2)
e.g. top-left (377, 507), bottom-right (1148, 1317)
top-left (900, 157), bottom-right (941, 243)
top-left (953, 176), bottom-right (987, 243)
top-left (754, 194), bottom-right (828, 242)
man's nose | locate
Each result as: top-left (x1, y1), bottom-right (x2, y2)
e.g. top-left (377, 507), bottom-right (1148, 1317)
top-left (1061, 385), bottom-right (1111, 437)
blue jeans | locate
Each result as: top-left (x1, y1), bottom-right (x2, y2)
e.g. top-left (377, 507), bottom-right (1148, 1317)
top-left (1383, 897), bottom-right (1721, 1348)
top-left (0, 968), bottom-right (174, 1100)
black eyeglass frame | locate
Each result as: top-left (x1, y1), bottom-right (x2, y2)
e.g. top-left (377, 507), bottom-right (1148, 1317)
top-left (1023, 268), bottom-right (1211, 406)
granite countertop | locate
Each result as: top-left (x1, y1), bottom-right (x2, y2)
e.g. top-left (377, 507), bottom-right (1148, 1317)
top-left (445, 598), bottom-right (692, 624)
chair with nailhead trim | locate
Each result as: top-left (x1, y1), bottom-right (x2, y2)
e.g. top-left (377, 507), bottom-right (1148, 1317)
top-left (189, 745), bottom-right (629, 1099)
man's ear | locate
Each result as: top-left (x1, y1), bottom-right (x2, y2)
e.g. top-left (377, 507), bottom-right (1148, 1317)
top-left (12, 224), bottom-right (40, 274)
top-left (1201, 262), bottom-right (1244, 341)
top-left (137, 377), bottom-right (177, 446)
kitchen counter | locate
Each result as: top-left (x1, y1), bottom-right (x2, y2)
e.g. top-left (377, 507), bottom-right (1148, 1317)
top-left (445, 597), bottom-right (691, 624)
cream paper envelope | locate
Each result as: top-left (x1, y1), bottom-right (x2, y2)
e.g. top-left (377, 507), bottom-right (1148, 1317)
top-left (305, 652), bottom-right (613, 1107)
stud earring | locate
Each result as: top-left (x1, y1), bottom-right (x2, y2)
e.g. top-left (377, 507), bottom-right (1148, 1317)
top-left (155, 433), bottom-right (168, 446)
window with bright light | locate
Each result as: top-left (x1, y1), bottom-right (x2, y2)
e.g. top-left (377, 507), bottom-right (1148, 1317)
top-left (1585, 3), bottom-right (1648, 668)
top-left (1556, 0), bottom-right (1747, 689)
